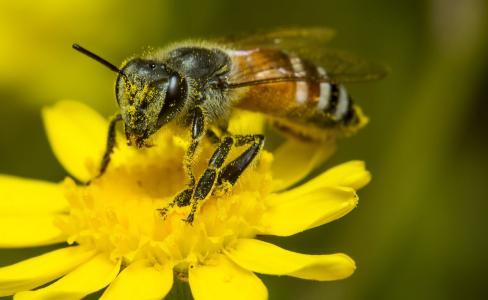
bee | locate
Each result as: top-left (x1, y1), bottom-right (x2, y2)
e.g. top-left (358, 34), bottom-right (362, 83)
top-left (72, 27), bottom-right (387, 223)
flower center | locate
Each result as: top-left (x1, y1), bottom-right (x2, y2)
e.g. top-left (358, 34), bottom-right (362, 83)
top-left (55, 127), bottom-right (274, 272)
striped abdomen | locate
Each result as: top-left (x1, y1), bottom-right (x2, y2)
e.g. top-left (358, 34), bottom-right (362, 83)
top-left (227, 48), bottom-right (365, 141)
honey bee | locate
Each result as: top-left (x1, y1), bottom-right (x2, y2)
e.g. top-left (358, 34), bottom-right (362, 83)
top-left (73, 28), bottom-right (387, 223)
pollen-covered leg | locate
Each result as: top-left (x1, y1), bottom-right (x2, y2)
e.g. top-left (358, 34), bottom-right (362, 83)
top-left (89, 114), bottom-right (122, 184)
top-left (156, 188), bottom-right (193, 218)
top-left (160, 130), bottom-right (264, 223)
top-left (184, 107), bottom-right (206, 186)
top-left (185, 134), bottom-right (264, 223)
top-left (185, 136), bottom-right (234, 223)
top-left (217, 134), bottom-right (265, 186)
top-left (158, 107), bottom-right (205, 219)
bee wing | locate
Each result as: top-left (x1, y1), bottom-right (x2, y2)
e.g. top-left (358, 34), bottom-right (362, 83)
top-left (226, 47), bottom-right (388, 89)
top-left (219, 27), bottom-right (337, 51)
top-left (219, 28), bottom-right (388, 87)
top-left (306, 48), bottom-right (389, 83)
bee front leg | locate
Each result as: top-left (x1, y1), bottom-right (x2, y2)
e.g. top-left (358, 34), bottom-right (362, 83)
top-left (86, 113), bottom-right (122, 184)
top-left (158, 107), bottom-right (206, 218)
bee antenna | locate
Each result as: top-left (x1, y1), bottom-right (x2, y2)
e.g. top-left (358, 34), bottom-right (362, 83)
top-left (72, 43), bottom-right (126, 78)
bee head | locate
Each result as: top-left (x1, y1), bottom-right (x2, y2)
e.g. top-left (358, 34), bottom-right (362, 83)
top-left (116, 59), bottom-right (188, 147)
top-left (71, 44), bottom-right (188, 148)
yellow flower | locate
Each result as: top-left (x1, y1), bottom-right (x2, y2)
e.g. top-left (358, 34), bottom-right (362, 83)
top-left (0, 101), bottom-right (370, 299)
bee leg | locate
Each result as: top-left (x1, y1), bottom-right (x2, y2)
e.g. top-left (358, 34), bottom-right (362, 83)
top-left (185, 106), bottom-right (206, 186)
top-left (217, 134), bottom-right (265, 186)
top-left (99, 114), bottom-right (122, 175)
top-left (156, 188), bottom-right (193, 218)
top-left (158, 107), bottom-right (205, 218)
top-left (184, 136), bottom-right (235, 223)
top-left (184, 134), bottom-right (264, 223)
top-left (86, 113), bottom-right (122, 184)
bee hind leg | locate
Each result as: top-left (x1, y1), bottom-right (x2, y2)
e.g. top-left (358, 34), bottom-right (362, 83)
top-left (217, 134), bottom-right (265, 186)
top-left (184, 136), bottom-right (235, 223)
top-left (184, 134), bottom-right (264, 224)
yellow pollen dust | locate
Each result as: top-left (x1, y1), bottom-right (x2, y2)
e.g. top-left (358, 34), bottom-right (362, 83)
top-left (55, 126), bottom-right (273, 273)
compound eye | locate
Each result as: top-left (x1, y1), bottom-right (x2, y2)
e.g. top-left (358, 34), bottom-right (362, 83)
top-left (166, 74), bottom-right (185, 103)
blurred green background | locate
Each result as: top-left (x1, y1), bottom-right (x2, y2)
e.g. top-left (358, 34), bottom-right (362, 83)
top-left (1, 0), bottom-right (487, 299)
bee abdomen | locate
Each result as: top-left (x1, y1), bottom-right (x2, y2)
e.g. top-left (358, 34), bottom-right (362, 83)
top-left (288, 55), bottom-right (357, 126)
top-left (231, 49), bottom-right (359, 128)
top-left (314, 67), bottom-right (356, 123)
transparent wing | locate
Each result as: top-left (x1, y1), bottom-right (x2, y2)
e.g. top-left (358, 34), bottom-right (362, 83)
top-left (218, 27), bottom-right (336, 52)
top-left (308, 48), bottom-right (389, 83)
top-left (226, 48), bottom-right (388, 88)
top-left (220, 28), bottom-right (388, 88)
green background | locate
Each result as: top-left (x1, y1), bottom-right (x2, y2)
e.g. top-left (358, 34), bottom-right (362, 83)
top-left (0, 0), bottom-right (487, 299)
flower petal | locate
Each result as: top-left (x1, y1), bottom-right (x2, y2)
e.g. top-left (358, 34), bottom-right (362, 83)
top-left (0, 246), bottom-right (94, 297)
top-left (226, 239), bottom-right (355, 281)
top-left (15, 254), bottom-right (120, 300)
top-left (0, 175), bottom-right (68, 215)
top-left (259, 186), bottom-right (358, 236)
top-left (271, 139), bottom-right (336, 191)
top-left (0, 216), bottom-right (66, 248)
top-left (189, 254), bottom-right (267, 300)
top-left (294, 160), bottom-right (371, 194)
top-left (42, 100), bottom-right (108, 182)
top-left (101, 261), bottom-right (173, 300)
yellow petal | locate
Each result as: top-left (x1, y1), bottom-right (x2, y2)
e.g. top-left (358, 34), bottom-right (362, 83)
top-left (271, 139), bottom-right (336, 191)
top-left (101, 261), bottom-right (173, 300)
top-left (226, 239), bottom-right (355, 281)
top-left (0, 175), bottom-right (67, 215)
top-left (42, 100), bottom-right (108, 182)
top-left (15, 254), bottom-right (120, 300)
top-left (0, 246), bottom-right (94, 297)
top-left (295, 160), bottom-right (371, 194)
top-left (0, 216), bottom-right (66, 248)
top-left (189, 254), bottom-right (267, 300)
top-left (259, 186), bottom-right (358, 236)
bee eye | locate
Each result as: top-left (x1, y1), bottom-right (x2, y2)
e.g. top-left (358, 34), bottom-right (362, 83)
top-left (166, 74), bottom-right (185, 103)
top-left (158, 73), bottom-right (187, 126)
top-left (150, 63), bottom-right (156, 69)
